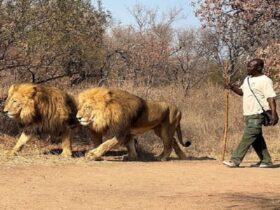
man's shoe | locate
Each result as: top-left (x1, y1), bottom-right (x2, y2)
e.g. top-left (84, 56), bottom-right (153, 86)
top-left (250, 161), bottom-right (261, 167)
top-left (223, 160), bottom-right (239, 168)
top-left (259, 163), bottom-right (273, 168)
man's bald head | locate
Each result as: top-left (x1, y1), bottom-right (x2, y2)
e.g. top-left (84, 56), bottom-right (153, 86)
top-left (247, 58), bottom-right (264, 75)
top-left (248, 58), bottom-right (264, 71)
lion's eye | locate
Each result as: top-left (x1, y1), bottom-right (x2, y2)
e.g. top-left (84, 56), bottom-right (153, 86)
top-left (12, 99), bottom-right (18, 107)
top-left (84, 106), bottom-right (91, 112)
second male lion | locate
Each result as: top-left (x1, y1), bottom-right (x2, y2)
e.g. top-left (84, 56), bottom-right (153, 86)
top-left (76, 87), bottom-right (191, 161)
top-left (3, 83), bottom-right (78, 157)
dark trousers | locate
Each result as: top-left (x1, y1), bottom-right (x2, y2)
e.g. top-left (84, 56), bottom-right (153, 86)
top-left (231, 114), bottom-right (272, 165)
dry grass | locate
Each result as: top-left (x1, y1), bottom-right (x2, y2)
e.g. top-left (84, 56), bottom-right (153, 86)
top-left (0, 82), bottom-right (279, 163)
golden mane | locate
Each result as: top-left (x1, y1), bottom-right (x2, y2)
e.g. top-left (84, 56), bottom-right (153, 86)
top-left (10, 83), bottom-right (77, 135)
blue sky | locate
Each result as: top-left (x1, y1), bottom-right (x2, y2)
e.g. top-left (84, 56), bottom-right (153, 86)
top-left (98, 0), bottom-right (200, 28)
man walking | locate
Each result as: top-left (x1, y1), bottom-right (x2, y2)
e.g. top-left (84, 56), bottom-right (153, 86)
top-left (223, 58), bottom-right (278, 168)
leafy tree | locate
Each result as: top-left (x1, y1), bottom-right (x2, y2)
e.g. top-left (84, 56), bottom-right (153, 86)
top-left (195, 0), bottom-right (279, 78)
top-left (0, 0), bottom-right (110, 85)
top-left (103, 4), bottom-right (218, 91)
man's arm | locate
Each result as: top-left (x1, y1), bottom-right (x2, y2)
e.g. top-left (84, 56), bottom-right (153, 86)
top-left (226, 83), bottom-right (243, 96)
top-left (267, 97), bottom-right (279, 125)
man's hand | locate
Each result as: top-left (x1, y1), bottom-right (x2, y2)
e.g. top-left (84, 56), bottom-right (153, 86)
top-left (267, 98), bottom-right (278, 126)
top-left (225, 82), bottom-right (243, 96)
top-left (270, 112), bottom-right (279, 126)
top-left (224, 81), bottom-right (233, 90)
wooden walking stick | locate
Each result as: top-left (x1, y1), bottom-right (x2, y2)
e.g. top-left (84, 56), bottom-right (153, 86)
top-left (222, 61), bottom-right (229, 161)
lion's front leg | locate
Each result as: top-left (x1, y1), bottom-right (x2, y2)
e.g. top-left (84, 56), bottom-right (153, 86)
top-left (124, 136), bottom-right (138, 161)
top-left (91, 130), bottom-right (103, 148)
top-left (60, 128), bottom-right (72, 158)
top-left (86, 137), bottom-right (120, 161)
top-left (7, 132), bottom-right (32, 156)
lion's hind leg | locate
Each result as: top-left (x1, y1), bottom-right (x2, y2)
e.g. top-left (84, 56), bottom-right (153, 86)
top-left (171, 111), bottom-right (188, 159)
top-left (173, 138), bottom-right (187, 159)
top-left (154, 125), bottom-right (173, 161)
top-left (171, 125), bottom-right (187, 160)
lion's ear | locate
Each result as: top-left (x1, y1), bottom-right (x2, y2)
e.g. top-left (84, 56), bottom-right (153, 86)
top-left (27, 86), bottom-right (37, 98)
top-left (105, 90), bottom-right (113, 103)
top-left (108, 91), bottom-right (112, 97)
top-left (8, 84), bottom-right (16, 96)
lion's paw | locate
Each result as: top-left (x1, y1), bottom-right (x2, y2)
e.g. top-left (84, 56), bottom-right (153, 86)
top-left (122, 154), bottom-right (137, 161)
top-left (85, 151), bottom-right (102, 161)
top-left (4, 150), bottom-right (18, 158)
top-left (60, 150), bottom-right (72, 158)
top-left (155, 155), bottom-right (169, 161)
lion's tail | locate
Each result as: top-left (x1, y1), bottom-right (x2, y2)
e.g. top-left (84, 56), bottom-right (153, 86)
top-left (176, 124), bottom-right (191, 147)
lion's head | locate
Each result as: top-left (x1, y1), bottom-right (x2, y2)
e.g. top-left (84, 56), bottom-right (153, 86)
top-left (4, 84), bottom-right (37, 124)
top-left (76, 88), bottom-right (112, 131)
top-left (76, 100), bottom-right (96, 126)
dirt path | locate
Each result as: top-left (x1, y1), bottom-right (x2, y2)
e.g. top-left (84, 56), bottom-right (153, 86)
top-left (0, 160), bottom-right (279, 210)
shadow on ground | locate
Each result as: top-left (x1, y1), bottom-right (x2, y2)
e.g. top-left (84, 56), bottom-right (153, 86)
top-left (240, 162), bottom-right (280, 168)
top-left (224, 193), bottom-right (280, 209)
top-left (44, 149), bottom-right (127, 158)
top-left (44, 148), bottom-right (215, 162)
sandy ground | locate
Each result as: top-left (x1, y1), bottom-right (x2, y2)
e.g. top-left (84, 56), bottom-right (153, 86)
top-left (0, 158), bottom-right (279, 210)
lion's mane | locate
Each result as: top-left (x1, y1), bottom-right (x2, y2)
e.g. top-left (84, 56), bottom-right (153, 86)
top-left (7, 83), bottom-right (77, 136)
top-left (77, 88), bottom-right (144, 136)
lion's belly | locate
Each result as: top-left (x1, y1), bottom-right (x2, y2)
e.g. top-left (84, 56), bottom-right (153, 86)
top-left (130, 124), bottom-right (157, 134)
top-left (130, 104), bottom-right (167, 135)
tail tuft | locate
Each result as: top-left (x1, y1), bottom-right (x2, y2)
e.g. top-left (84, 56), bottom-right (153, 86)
top-left (184, 141), bottom-right (191, 147)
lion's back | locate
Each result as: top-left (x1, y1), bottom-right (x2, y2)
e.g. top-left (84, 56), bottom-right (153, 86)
top-left (130, 100), bottom-right (170, 133)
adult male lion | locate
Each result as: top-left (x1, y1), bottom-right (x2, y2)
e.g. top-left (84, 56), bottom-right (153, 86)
top-left (76, 87), bottom-right (191, 161)
top-left (3, 83), bottom-right (78, 157)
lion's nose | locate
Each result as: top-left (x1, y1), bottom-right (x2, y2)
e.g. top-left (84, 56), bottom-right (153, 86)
top-left (76, 116), bottom-right (82, 121)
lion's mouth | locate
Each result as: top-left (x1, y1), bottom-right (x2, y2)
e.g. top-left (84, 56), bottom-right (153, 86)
top-left (78, 120), bottom-right (91, 126)
top-left (7, 113), bottom-right (17, 119)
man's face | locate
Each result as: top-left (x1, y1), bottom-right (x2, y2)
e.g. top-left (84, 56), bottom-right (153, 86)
top-left (246, 60), bottom-right (258, 75)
